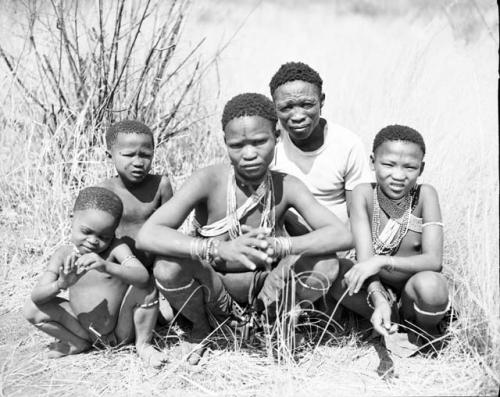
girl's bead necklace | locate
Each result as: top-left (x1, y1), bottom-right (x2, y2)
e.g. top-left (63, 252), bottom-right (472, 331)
top-left (372, 185), bottom-right (415, 255)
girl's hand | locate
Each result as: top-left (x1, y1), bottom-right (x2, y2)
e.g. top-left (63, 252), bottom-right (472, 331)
top-left (57, 252), bottom-right (81, 289)
top-left (75, 253), bottom-right (108, 273)
top-left (344, 256), bottom-right (384, 295)
top-left (217, 226), bottom-right (273, 270)
top-left (370, 298), bottom-right (397, 337)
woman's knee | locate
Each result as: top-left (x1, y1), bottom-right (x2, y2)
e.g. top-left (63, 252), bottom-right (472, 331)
top-left (405, 271), bottom-right (449, 311)
top-left (153, 256), bottom-right (190, 284)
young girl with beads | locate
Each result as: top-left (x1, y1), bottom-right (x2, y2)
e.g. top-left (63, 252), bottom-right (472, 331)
top-left (330, 124), bottom-right (450, 345)
top-left (137, 93), bottom-right (352, 363)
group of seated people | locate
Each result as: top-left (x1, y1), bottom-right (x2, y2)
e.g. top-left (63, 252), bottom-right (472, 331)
top-left (23, 62), bottom-right (450, 368)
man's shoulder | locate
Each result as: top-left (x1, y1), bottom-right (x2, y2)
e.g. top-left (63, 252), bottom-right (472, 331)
top-left (325, 121), bottom-right (363, 146)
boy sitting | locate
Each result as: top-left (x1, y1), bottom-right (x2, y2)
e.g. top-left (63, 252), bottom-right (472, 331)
top-left (23, 187), bottom-right (163, 364)
top-left (330, 125), bottom-right (449, 348)
top-left (136, 93), bottom-right (352, 362)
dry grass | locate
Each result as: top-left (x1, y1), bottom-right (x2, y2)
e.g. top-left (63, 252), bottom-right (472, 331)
top-left (0, 0), bottom-right (499, 396)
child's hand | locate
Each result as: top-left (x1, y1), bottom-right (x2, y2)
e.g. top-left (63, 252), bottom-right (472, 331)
top-left (57, 252), bottom-right (81, 289)
top-left (343, 257), bottom-right (384, 295)
top-left (75, 253), bottom-right (108, 273)
top-left (370, 300), bottom-right (397, 337)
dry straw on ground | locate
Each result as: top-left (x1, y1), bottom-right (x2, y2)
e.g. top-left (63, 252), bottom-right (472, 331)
top-left (0, 0), bottom-right (498, 396)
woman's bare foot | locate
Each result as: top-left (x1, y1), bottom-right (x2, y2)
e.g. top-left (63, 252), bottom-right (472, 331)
top-left (137, 344), bottom-right (169, 368)
top-left (47, 340), bottom-right (90, 358)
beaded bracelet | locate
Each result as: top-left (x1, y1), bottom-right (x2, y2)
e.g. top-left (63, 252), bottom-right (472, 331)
top-left (190, 237), bottom-right (221, 267)
top-left (272, 236), bottom-right (292, 258)
top-left (366, 287), bottom-right (391, 310)
top-left (121, 255), bottom-right (137, 266)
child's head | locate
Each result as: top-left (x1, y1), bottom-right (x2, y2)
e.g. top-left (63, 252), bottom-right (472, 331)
top-left (71, 187), bottom-right (123, 254)
top-left (222, 93), bottom-right (277, 183)
top-left (371, 125), bottom-right (426, 200)
top-left (106, 120), bottom-right (155, 185)
top-left (269, 62), bottom-right (325, 143)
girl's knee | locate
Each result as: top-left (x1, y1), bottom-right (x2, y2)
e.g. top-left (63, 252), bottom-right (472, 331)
top-left (312, 257), bottom-right (339, 284)
top-left (405, 271), bottom-right (448, 310)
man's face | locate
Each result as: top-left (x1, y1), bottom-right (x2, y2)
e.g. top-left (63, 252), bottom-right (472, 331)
top-left (224, 115), bottom-right (276, 183)
top-left (272, 80), bottom-right (324, 142)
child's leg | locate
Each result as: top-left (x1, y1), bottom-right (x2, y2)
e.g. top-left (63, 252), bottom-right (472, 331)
top-left (400, 271), bottom-right (449, 336)
top-left (114, 280), bottom-right (167, 368)
top-left (153, 256), bottom-right (212, 337)
top-left (23, 297), bottom-right (91, 358)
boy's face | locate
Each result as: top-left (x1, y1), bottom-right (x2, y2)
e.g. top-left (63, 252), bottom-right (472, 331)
top-left (224, 115), bottom-right (276, 184)
top-left (108, 133), bottom-right (154, 185)
top-left (371, 140), bottom-right (425, 200)
top-left (272, 80), bottom-right (324, 142)
top-left (71, 209), bottom-right (118, 254)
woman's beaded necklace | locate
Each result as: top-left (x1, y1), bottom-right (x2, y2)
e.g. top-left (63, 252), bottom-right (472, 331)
top-left (226, 167), bottom-right (275, 240)
top-left (372, 184), bottom-right (416, 255)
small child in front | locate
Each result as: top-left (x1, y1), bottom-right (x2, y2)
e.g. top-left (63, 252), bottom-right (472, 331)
top-left (332, 125), bottom-right (449, 346)
top-left (24, 187), bottom-right (153, 361)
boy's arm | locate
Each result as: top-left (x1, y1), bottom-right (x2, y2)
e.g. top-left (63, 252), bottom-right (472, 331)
top-left (284, 175), bottom-right (353, 255)
top-left (159, 175), bottom-right (174, 205)
top-left (31, 247), bottom-right (76, 304)
top-left (75, 241), bottom-right (149, 288)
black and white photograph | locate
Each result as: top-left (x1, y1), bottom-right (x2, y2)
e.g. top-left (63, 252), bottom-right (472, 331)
top-left (0, 0), bottom-right (498, 395)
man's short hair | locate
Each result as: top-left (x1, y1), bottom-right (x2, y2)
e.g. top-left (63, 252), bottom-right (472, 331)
top-left (269, 62), bottom-right (323, 95)
top-left (373, 124), bottom-right (426, 156)
top-left (105, 120), bottom-right (154, 149)
top-left (221, 93), bottom-right (277, 130)
top-left (73, 187), bottom-right (123, 220)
